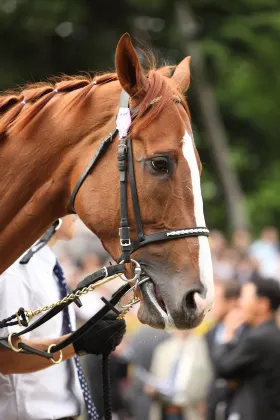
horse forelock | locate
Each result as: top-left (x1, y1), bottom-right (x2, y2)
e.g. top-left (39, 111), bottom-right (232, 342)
top-left (131, 70), bottom-right (189, 133)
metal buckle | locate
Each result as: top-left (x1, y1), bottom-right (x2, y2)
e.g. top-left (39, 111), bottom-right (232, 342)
top-left (118, 143), bottom-right (127, 155)
top-left (120, 238), bottom-right (131, 247)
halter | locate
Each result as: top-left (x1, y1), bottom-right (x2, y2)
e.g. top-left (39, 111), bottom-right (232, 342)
top-left (70, 89), bottom-right (209, 265)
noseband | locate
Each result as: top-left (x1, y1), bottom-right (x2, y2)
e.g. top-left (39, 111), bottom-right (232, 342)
top-left (70, 90), bottom-right (209, 265)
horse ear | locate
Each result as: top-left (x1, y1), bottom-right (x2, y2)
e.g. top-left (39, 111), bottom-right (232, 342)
top-left (172, 56), bottom-right (191, 93)
top-left (115, 33), bottom-right (147, 97)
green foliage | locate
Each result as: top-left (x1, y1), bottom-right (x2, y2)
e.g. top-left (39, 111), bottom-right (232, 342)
top-left (0, 0), bottom-right (279, 232)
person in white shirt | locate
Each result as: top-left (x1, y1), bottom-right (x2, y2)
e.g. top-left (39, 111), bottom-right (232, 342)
top-left (0, 216), bottom-right (125, 420)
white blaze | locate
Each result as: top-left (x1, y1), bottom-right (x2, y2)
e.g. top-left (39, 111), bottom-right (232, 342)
top-left (182, 130), bottom-right (214, 312)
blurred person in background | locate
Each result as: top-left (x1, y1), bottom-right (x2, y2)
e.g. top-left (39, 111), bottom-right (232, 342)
top-left (249, 226), bottom-right (280, 279)
top-left (144, 330), bottom-right (212, 420)
top-left (213, 277), bottom-right (280, 420)
top-left (210, 231), bottom-right (240, 281)
top-left (53, 219), bottom-right (109, 267)
top-left (205, 280), bottom-right (244, 420)
top-left (0, 216), bottom-right (126, 420)
top-left (234, 253), bottom-right (258, 283)
top-left (119, 325), bottom-right (169, 420)
top-left (231, 228), bottom-right (252, 255)
top-left (209, 230), bottom-right (228, 261)
top-left (205, 280), bottom-right (243, 420)
top-left (213, 248), bottom-right (241, 281)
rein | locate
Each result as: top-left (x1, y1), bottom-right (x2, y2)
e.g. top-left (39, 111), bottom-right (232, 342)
top-left (0, 88), bottom-right (210, 420)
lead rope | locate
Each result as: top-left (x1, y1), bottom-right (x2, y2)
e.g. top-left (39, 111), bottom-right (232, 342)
top-left (102, 354), bottom-right (112, 420)
top-left (102, 294), bottom-right (137, 420)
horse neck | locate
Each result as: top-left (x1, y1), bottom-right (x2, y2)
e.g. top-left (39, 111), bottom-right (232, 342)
top-left (0, 81), bottom-right (121, 273)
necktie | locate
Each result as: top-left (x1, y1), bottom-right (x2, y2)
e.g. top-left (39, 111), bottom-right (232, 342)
top-left (53, 261), bottom-right (99, 420)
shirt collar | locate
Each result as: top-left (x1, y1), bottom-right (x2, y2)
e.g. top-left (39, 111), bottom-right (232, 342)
top-left (36, 245), bottom-right (56, 271)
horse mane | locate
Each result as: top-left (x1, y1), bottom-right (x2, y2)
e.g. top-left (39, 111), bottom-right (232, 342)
top-left (0, 63), bottom-right (189, 139)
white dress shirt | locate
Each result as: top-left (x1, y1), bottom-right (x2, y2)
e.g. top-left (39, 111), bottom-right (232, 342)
top-left (0, 245), bottom-right (83, 420)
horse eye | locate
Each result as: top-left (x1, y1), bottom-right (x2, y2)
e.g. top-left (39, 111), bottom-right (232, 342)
top-left (151, 156), bottom-right (169, 173)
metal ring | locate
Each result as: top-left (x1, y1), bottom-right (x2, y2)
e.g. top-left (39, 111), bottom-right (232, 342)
top-left (8, 333), bottom-right (23, 352)
top-left (117, 276), bottom-right (149, 310)
top-left (54, 219), bottom-right (62, 231)
top-left (102, 266), bottom-right (108, 278)
top-left (119, 259), bottom-right (141, 283)
top-left (123, 276), bottom-right (150, 296)
top-left (47, 344), bottom-right (63, 364)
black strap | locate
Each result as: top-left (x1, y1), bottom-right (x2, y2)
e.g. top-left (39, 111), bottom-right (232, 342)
top-left (70, 129), bottom-right (118, 213)
top-left (117, 91), bottom-right (132, 263)
top-left (118, 139), bottom-right (131, 263)
top-left (130, 227), bottom-right (209, 254)
top-left (0, 313), bottom-right (18, 329)
top-left (127, 139), bottom-right (145, 242)
top-left (18, 342), bottom-right (54, 359)
top-left (20, 219), bottom-right (61, 264)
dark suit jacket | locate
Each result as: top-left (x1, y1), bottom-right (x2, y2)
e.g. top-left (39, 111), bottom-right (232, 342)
top-left (205, 324), bottom-right (249, 420)
top-left (214, 320), bottom-right (280, 420)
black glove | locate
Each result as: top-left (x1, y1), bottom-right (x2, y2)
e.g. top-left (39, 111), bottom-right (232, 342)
top-left (73, 312), bottom-right (126, 356)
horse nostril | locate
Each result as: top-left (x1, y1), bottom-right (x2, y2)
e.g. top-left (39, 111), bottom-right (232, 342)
top-left (183, 287), bottom-right (203, 311)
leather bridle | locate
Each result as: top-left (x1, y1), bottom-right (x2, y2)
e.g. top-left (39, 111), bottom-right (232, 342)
top-left (0, 89), bottom-right (209, 361)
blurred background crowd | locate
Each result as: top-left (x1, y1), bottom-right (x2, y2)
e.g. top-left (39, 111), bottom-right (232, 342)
top-left (1, 0), bottom-right (280, 419)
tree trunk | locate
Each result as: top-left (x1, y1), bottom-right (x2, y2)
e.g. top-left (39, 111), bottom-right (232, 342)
top-left (175, 1), bottom-right (248, 229)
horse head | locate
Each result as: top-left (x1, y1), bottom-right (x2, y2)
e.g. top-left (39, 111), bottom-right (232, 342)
top-left (73, 34), bottom-right (214, 329)
top-left (0, 34), bottom-right (214, 330)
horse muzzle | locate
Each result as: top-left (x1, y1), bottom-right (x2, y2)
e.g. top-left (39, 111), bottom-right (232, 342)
top-left (137, 268), bottom-right (213, 330)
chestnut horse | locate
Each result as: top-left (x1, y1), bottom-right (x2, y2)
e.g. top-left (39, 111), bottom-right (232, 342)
top-left (0, 34), bottom-right (214, 329)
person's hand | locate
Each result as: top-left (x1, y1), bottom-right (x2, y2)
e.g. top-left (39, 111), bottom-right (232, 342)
top-left (223, 307), bottom-right (244, 342)
top-left (144, 384), bottom-right (157, 398)
top-left (196, 401), bottom-right (207, 418)
top-left (74, 312), bottom-right (126, 356)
